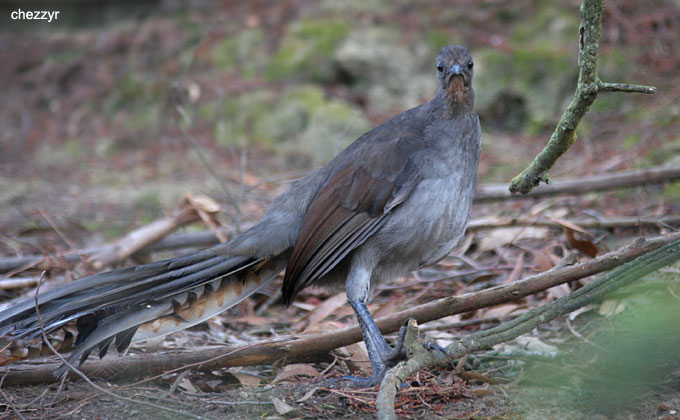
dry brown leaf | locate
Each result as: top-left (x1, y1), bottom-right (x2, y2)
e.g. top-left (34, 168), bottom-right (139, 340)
top-left (532, 249), bottom-right (554, 272)
top-left (297, 387), bottom-right (321, 403)
top-left (515, 336), bottom-right (559, 354)
top-left (481, 303), bottom-right (521, 319)
top-left (291, 301), bottom-right (316, 311)
top-left (272, 397), bottom-right (301, 416)
top-left (549, 217), bottom-right (592, 236)
top-left (341, 341), bottom-right (371, 373)
top-left (478, 227), bottom-right (548, 252)
top-left (529, 199), bottom-right (557, 216)
top-left (271, 363), bottom-right (320, 384)
top-left (505, 252), bottom-right (525, 284)
top-left (372, 299), bottom-right (400, 320)
top-left (546, 283), bottom-right (571, 300)
top-left (303, 320), bottom-right (346, 335)
top-left (184, 193), bottom-right (221, 213)
top-left (177, 377), bottom-right (199, 393)
top-left (546, 246), bottom-right (566, 265)
top-left (564, 229), bottom-right (599, 258)
top-left (470, 388), bottom-right (495, 397)
top-left (230, 372), bottom-right (262, 387)
top-left (233, 315), bottom-right (271, 326)
top-left (297, 292), bottom-right (347, 332)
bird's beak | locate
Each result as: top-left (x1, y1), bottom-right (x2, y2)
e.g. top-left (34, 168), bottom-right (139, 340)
top-left (449, 64), bottom-right (463, 76)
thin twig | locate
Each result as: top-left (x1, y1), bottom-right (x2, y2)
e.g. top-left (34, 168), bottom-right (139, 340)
top-left (598, 81), bottom-right (656, 94)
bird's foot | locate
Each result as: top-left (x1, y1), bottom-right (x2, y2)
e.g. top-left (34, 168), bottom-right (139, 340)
top-left (422, 341), bottom-right (450, 359)
top-left (338, 373), bottom-right (383, 388)
top-left (339, 344), bottom-right (406, 388)
top-left (337, 320), bottom-right (450, 388)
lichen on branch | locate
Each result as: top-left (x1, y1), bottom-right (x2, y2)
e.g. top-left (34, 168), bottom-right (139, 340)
top-left (508, 0), bottom-right (656, 195)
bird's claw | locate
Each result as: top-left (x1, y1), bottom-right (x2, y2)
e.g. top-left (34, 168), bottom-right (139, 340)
top-left (338, 371), bottom-right (386, 388)
top-left (423, 341), bottom-right (450, 359)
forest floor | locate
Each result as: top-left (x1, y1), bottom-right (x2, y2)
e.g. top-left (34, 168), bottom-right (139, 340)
top-left (1, 0), bottom-right (680, 418)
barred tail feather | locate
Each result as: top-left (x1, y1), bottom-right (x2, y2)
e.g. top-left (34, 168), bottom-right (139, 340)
top-left (0, 249), bottom-right (289, 377)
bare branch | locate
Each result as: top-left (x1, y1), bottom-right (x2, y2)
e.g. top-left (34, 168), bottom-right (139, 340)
top-left (467, 214), bottom-right (680, 231)
top-left (598, 81), bottom-right (656, 94)
top-left (91, 202), bottom-right (199, 270)
top-left (508, 0), bottom-right (657, 195)
top-left (479, 165), bottom-right (680, 201)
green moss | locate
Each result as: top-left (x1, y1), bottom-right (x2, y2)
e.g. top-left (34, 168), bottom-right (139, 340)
top-left (93, 136), bottom-right (118, 158)
top-left (124, 104), bottom-right (161, 132)
top-left (425, 30), bottom-right (450, 56)
top-left (211, 28), bottom-right (267, 78)
top-left (48, 46), bottom-right (86, 65)
top-left (590, 92), bottom-right (626, 113)
top-left (34, 138), bottom-right (88, 167)
top-left (622, 133), bottom-right (641, 150)
top-left (266, 18), bottom-right (350, 81)
top-left (211, 85), bottom-right (369, 164)
top-left (197, 102), bottom-right (218, 121)
top-left (213, 89), bottom-right (274, 147)
top-left (662, 182), bottom-right (680, 202)
top-left (476, 46), bottom-right (576, 129)
top-left (133, 191), bottom-right (163, 224)
top-left (510, 2), bottom-right (579, 49)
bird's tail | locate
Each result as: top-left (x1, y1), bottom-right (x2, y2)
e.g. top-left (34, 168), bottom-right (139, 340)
top-left (0, 246), bottom-right (288, 377)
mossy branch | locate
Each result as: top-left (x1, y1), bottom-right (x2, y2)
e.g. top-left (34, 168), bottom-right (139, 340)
top-left (376, 238), bottom-right (680, 420)
top-left (508, 0), bottom-right (656, 195)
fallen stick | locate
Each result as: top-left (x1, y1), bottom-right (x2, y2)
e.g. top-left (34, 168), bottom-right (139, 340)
top-left (476, 166), bottom-right (680, 201)
top-left (2, 231), bottom-right (677, 386)
top-left (90, 202), bottom-right (200, 270)
top-left (466, 214), bottom-right (680, 231)
top-left (0, 225), bottom-right (247, 274)
top-left (0, 277), bottom-right (40, 290)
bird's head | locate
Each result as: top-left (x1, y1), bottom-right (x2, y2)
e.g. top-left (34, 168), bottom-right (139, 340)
top-left (435, 45), bottom-right (474, 108)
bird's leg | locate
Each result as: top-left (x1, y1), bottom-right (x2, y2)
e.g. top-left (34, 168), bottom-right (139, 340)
top-left (342, 263), bottom-right (406, 386)
top-left (341, 265), bottom-right (448, 387)
top-left (345, 299), bottom-right (406, 387)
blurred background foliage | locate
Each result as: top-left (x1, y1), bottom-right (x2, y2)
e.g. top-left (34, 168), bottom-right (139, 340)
top-left (0, 0), bottom-right (678, 236)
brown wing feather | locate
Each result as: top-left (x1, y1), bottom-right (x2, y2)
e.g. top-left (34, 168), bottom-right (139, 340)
top-left (282, 137), bottom-right (422, 304)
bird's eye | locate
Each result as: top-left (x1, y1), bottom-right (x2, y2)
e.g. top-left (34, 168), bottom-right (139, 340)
top-left (436, 65), bottom-right (444, 73)
top-left (467, 60), bottom-right (474, 70)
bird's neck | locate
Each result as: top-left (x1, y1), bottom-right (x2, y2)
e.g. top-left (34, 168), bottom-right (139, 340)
top-left (434, 85), bottom-right (475, 119)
